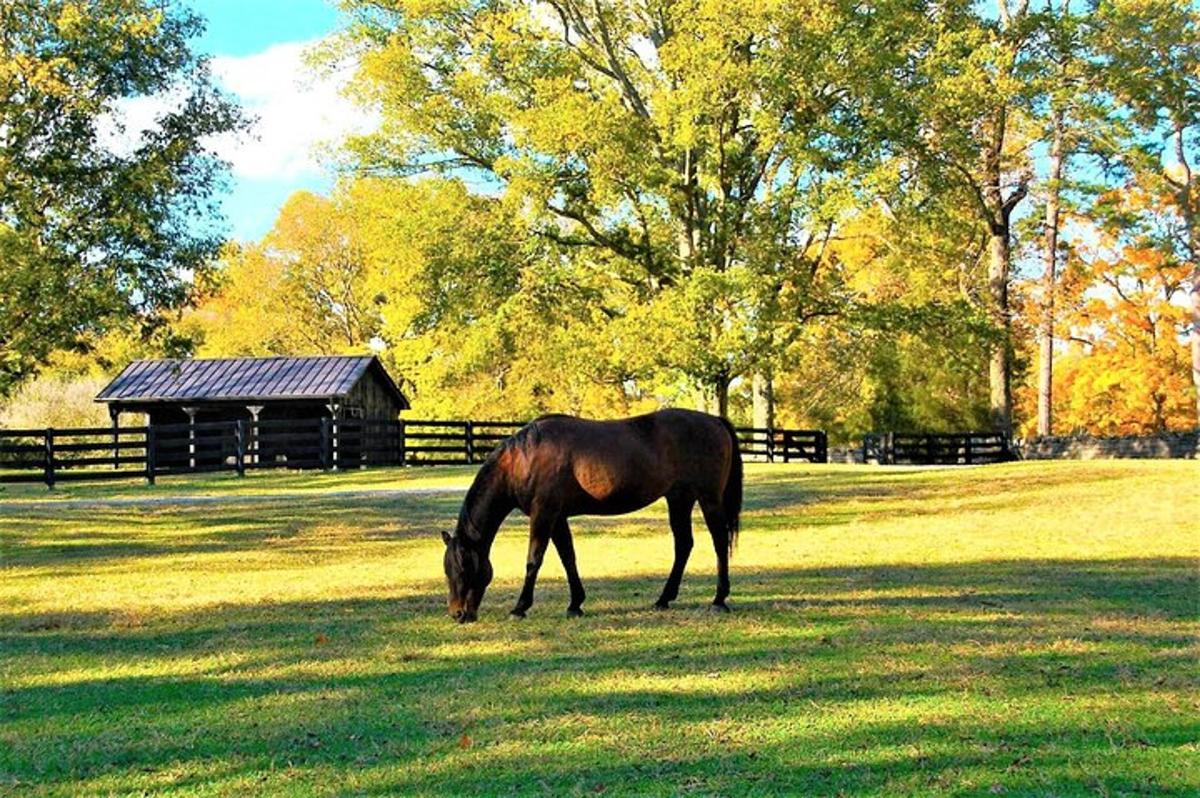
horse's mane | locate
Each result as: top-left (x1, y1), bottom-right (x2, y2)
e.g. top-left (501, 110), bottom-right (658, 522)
top-left (502, 414), bottom-right (572, 453)
top-left (457, 456), bottom-right (499, 540)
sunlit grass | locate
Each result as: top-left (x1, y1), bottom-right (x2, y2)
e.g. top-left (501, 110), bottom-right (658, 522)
top-left (1, 461), bottom-right (1197, 796)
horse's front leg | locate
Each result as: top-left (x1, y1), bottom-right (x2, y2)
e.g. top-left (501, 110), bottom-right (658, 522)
top-left (510, 512), bottom-right (553, 618)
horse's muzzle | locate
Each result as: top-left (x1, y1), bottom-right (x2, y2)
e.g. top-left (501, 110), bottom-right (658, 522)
top-left (453, 608), bottom-right (478, 624)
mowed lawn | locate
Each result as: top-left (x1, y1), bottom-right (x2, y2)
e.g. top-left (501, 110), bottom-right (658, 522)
top-left (1, 462), bottom-right (1197, 797)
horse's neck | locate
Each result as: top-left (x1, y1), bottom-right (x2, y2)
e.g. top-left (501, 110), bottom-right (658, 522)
top-left (459, 462), bottom-right (513, 550)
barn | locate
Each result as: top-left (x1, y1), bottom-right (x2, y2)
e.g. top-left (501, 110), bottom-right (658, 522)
top-left (95, 356), bottom-right (409, 468)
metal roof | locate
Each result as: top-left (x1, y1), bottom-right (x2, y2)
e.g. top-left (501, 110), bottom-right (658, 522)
top-left (95, 356), bottom-right (408, 408)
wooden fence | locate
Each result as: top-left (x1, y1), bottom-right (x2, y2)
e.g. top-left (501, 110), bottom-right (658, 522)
top-left (0, 418), bottom-right (827, 488)
top-left (864, 431), bottom-right (1013, 465)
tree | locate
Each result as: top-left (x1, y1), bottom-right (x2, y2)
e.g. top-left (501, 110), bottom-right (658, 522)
top-left (893, 0), bottom-right (1045, 434)
top-left (0, 0), bottom-right (244, 394)
top-left (336, 0), bottom-right (921, 416)
top-left (1091, 0), bottom-right (1200, 426)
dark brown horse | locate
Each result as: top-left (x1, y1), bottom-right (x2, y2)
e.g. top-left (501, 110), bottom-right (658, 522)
top-left (441, 409), bottom-right (743, 622)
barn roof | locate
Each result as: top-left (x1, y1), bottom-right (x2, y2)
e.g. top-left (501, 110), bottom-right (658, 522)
top-left (95, 356), bottom-right (409, 409)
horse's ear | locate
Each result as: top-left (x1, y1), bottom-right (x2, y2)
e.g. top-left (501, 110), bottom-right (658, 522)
top-left (441, 529), bottom-right (454, 546)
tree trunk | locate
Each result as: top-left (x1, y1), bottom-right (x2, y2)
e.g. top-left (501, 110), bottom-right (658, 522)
top-left (752, 372), bottom-right (774, 429)
top-left (988, 228), bottom-right (1012, 435)
top-left (1037, 109), bottom-right (1064, 437)
top-left (1179, 126), bottom-right (1200, 428)
top-left (714, 371), bottom-right (730, 418)
top-left (1190, 268), bottom-right (1200, 426)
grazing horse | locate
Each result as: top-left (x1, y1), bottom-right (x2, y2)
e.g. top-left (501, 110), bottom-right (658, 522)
top-left (441, 409), bottom-right (743, 622)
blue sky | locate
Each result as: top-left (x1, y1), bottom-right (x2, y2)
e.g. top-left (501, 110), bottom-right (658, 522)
top-left (188, 0), bottom-right (355, 241)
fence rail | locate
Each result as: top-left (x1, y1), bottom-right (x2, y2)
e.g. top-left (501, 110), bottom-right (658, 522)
top-left (0, 418), bottom-right (828, 487)
top-left (864, 431), bottom-right (1013, 465)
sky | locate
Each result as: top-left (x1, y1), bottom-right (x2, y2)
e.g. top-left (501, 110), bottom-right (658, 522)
top-left (187, 0), bottom-right (364, 241)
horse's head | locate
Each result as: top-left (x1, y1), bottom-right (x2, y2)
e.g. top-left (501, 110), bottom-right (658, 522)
top-left (441, 529), bottom-right (492, 623)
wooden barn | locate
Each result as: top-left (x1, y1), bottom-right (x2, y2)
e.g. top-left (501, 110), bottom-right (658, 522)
top-left (95, 356), bottom-right (409, 467)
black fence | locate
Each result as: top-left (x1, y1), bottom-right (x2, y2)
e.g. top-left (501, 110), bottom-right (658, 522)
top-left (0, 418), bottom-right (828, 488)
top-left (864, 431), bottom-right (1013, 465)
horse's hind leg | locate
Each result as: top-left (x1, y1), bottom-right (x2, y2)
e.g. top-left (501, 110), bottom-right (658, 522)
top-left (699, 497), bottom-right (731, 612)
top-left (511, 513), bottom-right (553, 618)
top-left (551, 519), bottom-right (586, 617)
top-left (654, 490), bottom-right (695, 610)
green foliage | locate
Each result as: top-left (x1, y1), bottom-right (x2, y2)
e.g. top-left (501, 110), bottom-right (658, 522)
top-left (334, 0), bottom-right (934, 407)
top-left (0, 0), bottom-right (244, 394)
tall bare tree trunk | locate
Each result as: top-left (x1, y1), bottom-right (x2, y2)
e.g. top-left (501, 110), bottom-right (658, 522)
top-left (1190, 276), bottom-right (1200, 427)
top-left (1038, 109), bottom-right (1064, 437)
top-left (752, 372), bottom-right (774, 429)
top-left (988, 229), bottom-right (1012, 434)
top-left (714, 371), bottom-right (730, 418)
top-left (1178, 127), bottom-right (1200, 428)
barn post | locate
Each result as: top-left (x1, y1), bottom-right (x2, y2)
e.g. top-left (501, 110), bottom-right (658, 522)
top-left (234, 419), bottom-right (246, 477)
top-left (246, 405), bottom-right (263, 465)
top-left (326, 401), bottom-right (340, 470)
top-left (145, 424), bottom-right (156, 485)
top-left (319, 417), bottom-right (332, 470)
top-left (182, 406), bottom-right (198, 471)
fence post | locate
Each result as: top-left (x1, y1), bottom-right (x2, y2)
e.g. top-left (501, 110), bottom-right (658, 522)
top-left (766, 426), bottom-right (775, 463)
top-left (964, 435), bottom-right (973, 465)
top-left (44, 428), bottom-right (55, 489)
top-left (816, 431), bottom-right (828, 464)
top-left (319, 417), bottom-right (332, 471)
top-left (465, 421), bottom-right (475, 464)
top-left (782, 430), bottom-right (791, 464)
top-left (145, 426), bottom-right (156, 485)
top-left (398, 419), bottom-right (407, 467)
top-left (234, 420), bottom-right (246, 477)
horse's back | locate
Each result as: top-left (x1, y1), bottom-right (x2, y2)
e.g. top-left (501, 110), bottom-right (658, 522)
top-left (506, 410), bottom-right (734, 515)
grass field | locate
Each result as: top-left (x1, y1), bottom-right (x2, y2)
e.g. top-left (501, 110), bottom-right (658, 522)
top-left (2, 461), bottom-right (1197, 796)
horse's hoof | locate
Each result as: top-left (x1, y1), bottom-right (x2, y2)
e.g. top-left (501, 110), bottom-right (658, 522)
top-left (653, 601), bottom-right (670, 611)
top-left (566, 607), bottom-right (584, 618)
top-left (509, 609), bottom-right (526, 619)
top-left (710, 602), bottom-right (731, 614)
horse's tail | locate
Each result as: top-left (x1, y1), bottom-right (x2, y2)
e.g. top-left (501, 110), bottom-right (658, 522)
top-left (717, 417), bottom-right (743, 556)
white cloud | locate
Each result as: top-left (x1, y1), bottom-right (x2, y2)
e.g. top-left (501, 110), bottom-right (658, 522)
top-left (97, 38), bottom-right (376, 182)
top-left (209, 39), bottom-right (377, 181)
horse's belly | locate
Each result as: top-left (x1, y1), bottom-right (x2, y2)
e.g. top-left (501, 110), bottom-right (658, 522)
top-left (571, 457), bottom-right (667, 514)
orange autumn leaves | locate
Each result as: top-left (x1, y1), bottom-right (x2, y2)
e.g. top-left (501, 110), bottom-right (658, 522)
top-left (1017, 186), bottom-right (1195, 437)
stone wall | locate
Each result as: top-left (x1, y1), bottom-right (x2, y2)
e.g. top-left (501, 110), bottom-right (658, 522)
top-left (1014, 430), bottom-right (1198, 460)
top-left (828, 430), bottom-right (1198, 464)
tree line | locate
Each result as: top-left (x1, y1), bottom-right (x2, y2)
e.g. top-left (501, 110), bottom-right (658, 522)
top-left (1, 0), bottom-right (1197, 441)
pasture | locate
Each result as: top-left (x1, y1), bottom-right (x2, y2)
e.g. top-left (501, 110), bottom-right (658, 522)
top-left (1, 461), bottom-right (1197, 796)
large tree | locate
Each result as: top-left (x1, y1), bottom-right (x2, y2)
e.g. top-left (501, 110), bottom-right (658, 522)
top-left (336, 0), bottom-right (921, 416)
top-left (1091, 0), bottom-right (1200, 427)
top-left (893, 0), bottom-right (1045, 435)
top-left (0, 0), bottom-right (243, 393)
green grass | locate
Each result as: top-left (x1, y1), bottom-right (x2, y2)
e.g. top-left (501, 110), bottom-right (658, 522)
top-left (0, 464), bottom-right (479, 502)
top-left (2, 461), bottom-right (1197, 796)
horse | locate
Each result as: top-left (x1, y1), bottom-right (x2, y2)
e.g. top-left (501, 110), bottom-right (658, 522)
top-left (440, 408), bottom-right (743, 623)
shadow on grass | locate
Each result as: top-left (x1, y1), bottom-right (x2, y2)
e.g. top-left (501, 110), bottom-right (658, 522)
top-left (3, 558), bottom-right (1197, 796)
